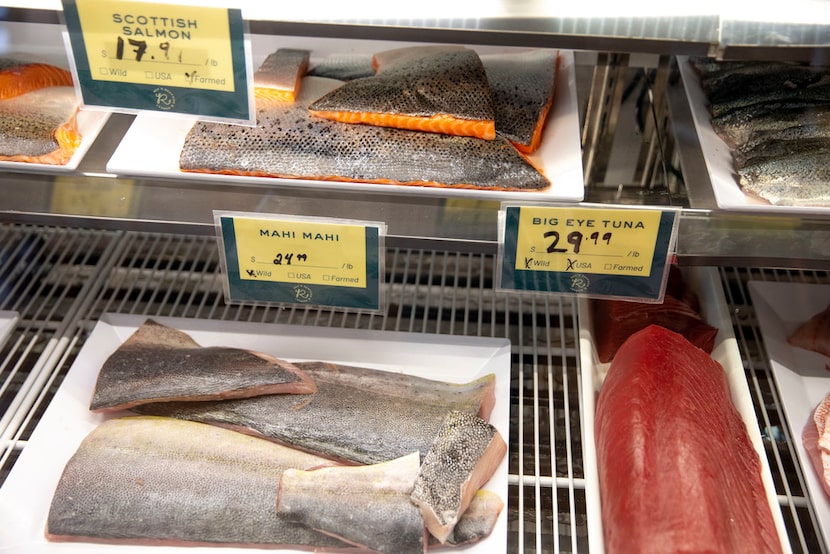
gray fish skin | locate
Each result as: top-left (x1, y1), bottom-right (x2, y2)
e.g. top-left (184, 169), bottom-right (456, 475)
top-left (432, 489), bottom-right (504, 546)
top-left (734, 109), bottom-right (830, 166)
top-left (738, 149), bottom-right (830, 206)
top-left (709, 79), bottom-right (830, 118)
top-left (90, 319), bottom-right (316, 412)
top-left (308, 48), bottom-right (494, 122)
top-left (46, 416), bottom-right (350, 549)
top-left (735, 135), bottom-right (830, 168)
top-left (135, 362), bottom-right (496, 465)
top-left (179, 77), bottom-right (548, 191)
top-left (254, 48), bottom-right (309, 96)
top-left (308, 53), bottom-right (375, 80)
top-left (695, 60), bottom-right (830, 105)
top-left (410, 410), bottom-right (506, 544)
top-left (277, 451), bottom-right (426, 554)
top-left (711, 101), bottom-right (830, 148)
top-left (0, 86), bottom-right (76, 158)
top-left (482, 50), bottom-right (558, 152)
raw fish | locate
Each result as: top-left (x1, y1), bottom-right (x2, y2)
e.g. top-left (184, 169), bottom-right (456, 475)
top-left (481, 50), bottom-right (558, 153)
top-left (591, 267), bottom-right (718, 363)
top-left (179, 77), bottom-right (549, 191)
top-left (594, 325), bottom-right (782, 554)
top-left (309, 47), bottom-right (496, 140)
top-left (89, 319), bottom-right (316, 412)
top-left (0, 86), bottom-right (80, 165)
top-left (435, 489), bottom-right (504, 546)
top-left (788, 303), bottom-right (830, 356)
top-left (278, 451), bottom-right (426, 554)
top-left (411, 411), bottom-right (506, 543)
top-left (46, 416), bottom-right (350, 548)
top-left (803, 394), bottom-right (830, 497)
top-left (135, 361), bottom-right (496, 465)
top-left (0, 59), bottom-right (72, 99)
top-left (254, 48), bottom-right (309, 102)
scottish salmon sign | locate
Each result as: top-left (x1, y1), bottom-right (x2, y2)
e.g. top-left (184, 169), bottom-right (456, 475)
top-left (62, 0), bottom-right (254, 123)
top-left (215, 211), bottom-right (386, 312)
top-left (498, 204), bottom-right (679, 302)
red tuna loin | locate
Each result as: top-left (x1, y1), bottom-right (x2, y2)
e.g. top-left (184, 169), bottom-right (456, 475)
top-left (591, 266), bottom-right (718, 363)
top-left (594, 324), bottom-right (782, 554)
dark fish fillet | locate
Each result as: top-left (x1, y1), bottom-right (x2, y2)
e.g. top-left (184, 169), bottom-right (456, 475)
top-left (308, 48), bottom-right (496, 140)
top-left (46, 416), bottom-right (350, 549)
top-left (135, 362), bottom-right (496, 465)
top-left (738, 149), bottom-right (830, 206)
top-left (595, 325), bottom-right (783, 554)
top-left (0, 86), bottom-right (80, 164)
top-left (735, 115), bottom-right (830, 167)
top-left (308, 53), bottom-right (375, 80)
top-left (180, 77), bottom-right (548, 191)
top-left (253, 48), bottom-right (309, 102)
top-left (410, 411), bottom-right (506, 544)
top-left (89, 319), bottom-right (316, 412)
top-left (709, 80), bottom-right (830, 118)
top-left (278, 451), bottom-right (426, 554)
top-left (481, 50), bottom-right (558, 153)
top-left (712, 101), bottom-right (830, 149)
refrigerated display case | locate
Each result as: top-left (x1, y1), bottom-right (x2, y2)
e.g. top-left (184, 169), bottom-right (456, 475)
top-left (0, 2), bottom-right (829, 552)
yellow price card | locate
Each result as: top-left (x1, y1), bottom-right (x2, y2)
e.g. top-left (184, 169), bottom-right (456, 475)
top-left (499, 205), bottom-right (679, 301)
top-left (62, 0), bottom-right (253, 122)
top-left (216, 212), bottom-right (385, 311)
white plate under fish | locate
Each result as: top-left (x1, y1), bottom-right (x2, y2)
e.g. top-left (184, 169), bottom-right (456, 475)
top-left (749, 280), bottom-right (830, 549)
top-left (678, 56), bottom-right (830, 215)
top-left (106, 40), bottom-right (584, 203)
top-left (0, 313), bottom-right (511, 553)
top-left (578, 267), bottom-right (791, 554)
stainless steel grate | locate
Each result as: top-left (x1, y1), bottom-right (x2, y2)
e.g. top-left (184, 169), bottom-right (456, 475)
top-left (0, 224), bottom-right (827, 553)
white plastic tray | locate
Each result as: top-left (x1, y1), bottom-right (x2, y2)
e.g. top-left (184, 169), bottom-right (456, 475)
top-left (579, 266), bottom-right (791, 554)
top-left (107, 40), bottom-right (584, 202)
top-left (749, 280), bottom-right (830, 549)
top-left (0, 311), bottom-right (18, 348)
top-left (0, 313), bottom-right (511, 553)
top-left (678, 56), bottom-right (830, 214)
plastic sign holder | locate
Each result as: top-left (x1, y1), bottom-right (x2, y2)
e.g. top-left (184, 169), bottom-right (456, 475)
top-left (215, 211), bottom-right (386, 312)
top-left (498, 203), bottom-right (679, 302)
top-left (62, 0), bottom-right (254, 123)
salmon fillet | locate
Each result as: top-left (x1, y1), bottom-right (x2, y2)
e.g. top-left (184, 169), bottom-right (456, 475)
top-left (253, 48), bottom-right (309, 102)
top-left (0, 86), bottom-right (81, 165)
top-left (804, 395), bottom-right (830, 498)
top-left (308, 48), bottom-right (496, 140)
top-left (594, 325), bottom-right (782, 553)
top-left (0, 59), bottom-right (72, 100)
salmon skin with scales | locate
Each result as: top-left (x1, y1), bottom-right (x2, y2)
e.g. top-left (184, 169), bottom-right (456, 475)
top-left (135, 361), bottom-right (496, 465)
top-left (253, 48), bottom-right (309, 102)
top-left (89, 319), bottom-right (316, 412)
top-left (308, 48), bottom-right (496, 140)
top-left (46, 416), bottom-right (350, 548)
top-left (0, 86), bottom-right (80, 165)
top-left (179, 76), bottom-right (549, 191)
top-left (481, 50), bottom-right (559, 153)
top-left (595, 325), bottom-right (782, 554)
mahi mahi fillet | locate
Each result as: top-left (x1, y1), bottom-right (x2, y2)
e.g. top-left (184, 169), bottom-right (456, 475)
top-left (46, 416), bottom-right (350, 549)
top-left (136, 361), bottom-right (496, 465)
top-left (89, 319), bottom-right (316, 412)
top-left (594, 325), bottom-right (782, 554)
